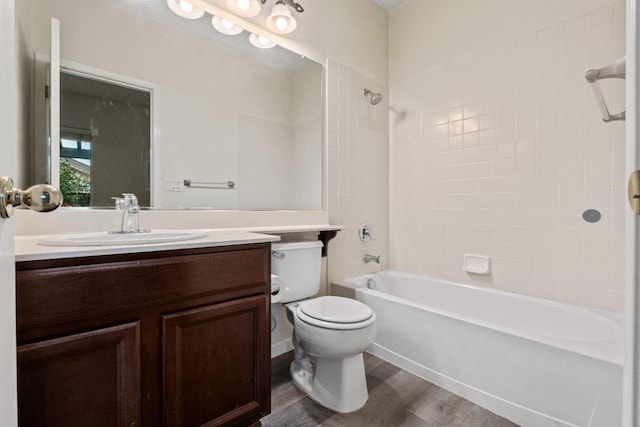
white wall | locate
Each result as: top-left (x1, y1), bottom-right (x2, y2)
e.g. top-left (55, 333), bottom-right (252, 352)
top-left (238, 62), bottom-right (323, 210)
top-left (238, 116), bottom-right (294, 209)
top-left (291, 62), bottom-right (323, 210)
top-left (264, 0), bottom-right (390, 85)
top-left (389, 0), bottom-right (626, 311)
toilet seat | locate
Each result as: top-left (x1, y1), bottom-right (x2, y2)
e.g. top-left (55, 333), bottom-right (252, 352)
top-left (296, 296), bottom-right (375, 330)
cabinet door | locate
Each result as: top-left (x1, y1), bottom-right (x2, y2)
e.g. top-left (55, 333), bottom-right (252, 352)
top-left (163, 295), bottom-right (269, 427)
top-left (17, 322), bottom-right (141, 427)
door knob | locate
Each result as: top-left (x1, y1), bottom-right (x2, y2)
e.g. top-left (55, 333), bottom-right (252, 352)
top-left (0, 176), bottom-right (63, 218)
top-left (629, 171), bottom-right (640, 215)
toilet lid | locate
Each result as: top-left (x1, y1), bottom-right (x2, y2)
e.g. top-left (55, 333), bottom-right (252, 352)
top-left (299, 296), bottom-right (373, 323)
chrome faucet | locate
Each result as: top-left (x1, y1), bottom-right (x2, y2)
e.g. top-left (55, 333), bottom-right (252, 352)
top-left (364, 254), bottom-right (381, 264)
top-left (112, 193), bottom-right (144, 233)
top-left (121, 193), bottom-right (140, 233)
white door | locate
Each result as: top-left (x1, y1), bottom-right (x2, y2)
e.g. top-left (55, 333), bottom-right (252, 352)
top-left (0, 0), bottom-right (19, 424)
top-left (624, 1), bottom-right (640, 426)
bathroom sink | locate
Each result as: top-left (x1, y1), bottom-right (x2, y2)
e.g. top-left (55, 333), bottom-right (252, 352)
top-left (37, 230), bottom-right (209, 247)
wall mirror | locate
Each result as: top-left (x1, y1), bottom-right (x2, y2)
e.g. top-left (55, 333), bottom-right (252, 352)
top-left (59, 69), bottom-right (151, 207)
top-left (24, 0), bottom-right (324, 210)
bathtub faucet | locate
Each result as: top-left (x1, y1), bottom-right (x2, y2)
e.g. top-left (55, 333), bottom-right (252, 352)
top-left (364, 254), bottom-right (381, 264)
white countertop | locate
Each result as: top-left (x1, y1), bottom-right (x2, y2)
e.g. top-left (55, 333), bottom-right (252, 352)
top-left (15, 229), bottom-right (280, 262)
top-left (235, 224), bottom-right (343, 234)
top-left (15, 224), bottom-right (343, 262)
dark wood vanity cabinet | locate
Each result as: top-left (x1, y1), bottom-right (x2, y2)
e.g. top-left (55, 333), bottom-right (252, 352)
top-left (16, 244), bottom-right (271, 427)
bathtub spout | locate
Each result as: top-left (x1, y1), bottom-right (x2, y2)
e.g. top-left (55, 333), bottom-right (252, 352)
top-left (364, 254), bottom-right (381, 264)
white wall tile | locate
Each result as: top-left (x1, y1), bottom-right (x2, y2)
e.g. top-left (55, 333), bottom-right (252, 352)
top-left (389, 1), bottom-right (625, 311)
top-left (328, 59), bottom-right (389, 285)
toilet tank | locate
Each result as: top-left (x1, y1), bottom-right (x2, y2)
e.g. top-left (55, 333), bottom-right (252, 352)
top-left (271, 240), bottom-right (323, 303)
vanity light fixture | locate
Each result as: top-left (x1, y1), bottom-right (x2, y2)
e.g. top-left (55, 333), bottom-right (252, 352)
top-left (211, 16), bottom-right (244, 35)
top-left (249, 33), bottom-right (276, 49)
top-left (226, 0), bottom-right (304, 32)
top-left (166, 0), bottom-right (205, 19)
top-left (166, 0), bottom-right (305, 47)
top-left (279, 0), bottom-right (304, 13)
top-left (265, 0), bottom-right (297, 34)
top-left (224, 0), bottom-right (262, 17)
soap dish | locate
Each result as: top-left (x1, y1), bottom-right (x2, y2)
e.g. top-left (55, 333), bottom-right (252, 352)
top-left (462, 254), bottom-right (491, 275)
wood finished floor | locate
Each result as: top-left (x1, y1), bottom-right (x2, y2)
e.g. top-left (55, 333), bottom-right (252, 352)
top-left (261, 352), bottom-right (519, 427)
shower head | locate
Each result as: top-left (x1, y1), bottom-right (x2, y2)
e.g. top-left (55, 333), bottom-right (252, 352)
top-left (363, 88), bottom-right (383, 105)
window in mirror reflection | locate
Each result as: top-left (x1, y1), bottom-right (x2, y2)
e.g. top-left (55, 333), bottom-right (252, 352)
top-left (60, 70), bottom-right (151, 207)
top-left (60, 131), bottom-right (91, 206)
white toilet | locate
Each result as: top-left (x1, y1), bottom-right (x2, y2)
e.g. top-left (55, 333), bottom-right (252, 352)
top-left (271, 240), bottom-right (376, 414)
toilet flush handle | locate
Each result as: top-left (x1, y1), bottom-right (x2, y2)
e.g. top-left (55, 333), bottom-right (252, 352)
top-left (272, 250), bottom-right (285, 259)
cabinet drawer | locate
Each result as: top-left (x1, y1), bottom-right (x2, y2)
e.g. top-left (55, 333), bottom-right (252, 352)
top-left (17, 247), bottom-right (269, 332)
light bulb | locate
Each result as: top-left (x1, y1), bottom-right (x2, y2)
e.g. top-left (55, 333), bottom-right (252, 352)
top-left (225, 0), bottom-right (260, 17)
top-left (212, 16), bottom-right (243, 35)
top-left (249, 33), bottom-right (275, 48)
top-left (178, 0), bottom-right (193, 13)
top-left (275, 16), bottom-right (288, 31)
top-left (168, 0), bottom-right (204, 19)
top-left (266, 2), bottom-right (297, 34)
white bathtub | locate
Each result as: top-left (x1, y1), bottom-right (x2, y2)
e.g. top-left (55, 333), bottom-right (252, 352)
top-left (338, 270), bottom-right (623, 427)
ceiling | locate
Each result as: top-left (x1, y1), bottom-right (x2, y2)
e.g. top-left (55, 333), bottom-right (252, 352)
top-left (372, 0), bottom-right (407, 12)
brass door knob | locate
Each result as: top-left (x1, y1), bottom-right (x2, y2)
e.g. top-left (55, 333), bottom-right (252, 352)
top-left (0, 176), bottom-right (63, 218)
top-left (628, 170), bottom-right (640, 215)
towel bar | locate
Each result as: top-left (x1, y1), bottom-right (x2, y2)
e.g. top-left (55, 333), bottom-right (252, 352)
top-left (183, 180), bottom-right (236, 189)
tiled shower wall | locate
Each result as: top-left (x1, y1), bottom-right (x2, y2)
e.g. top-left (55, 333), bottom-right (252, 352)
top-left (327, 60), bottom-right (390, 286)
top-left (389, 1), bottom-right (625, 311)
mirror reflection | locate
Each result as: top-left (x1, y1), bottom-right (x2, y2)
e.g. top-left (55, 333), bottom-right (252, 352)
top-left (60, 70), bottom-right (151, 207)
top-left (24, 0), bottom-right (323, 210)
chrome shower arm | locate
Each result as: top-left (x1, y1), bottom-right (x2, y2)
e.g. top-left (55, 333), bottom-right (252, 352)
top-left (585, 58), bottom-right (626, 122)
top-left (585, 59), bottom-right (626, 83)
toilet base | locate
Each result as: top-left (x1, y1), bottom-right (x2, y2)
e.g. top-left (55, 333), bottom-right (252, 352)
top-left (290, 354), bottom-right (369, 414)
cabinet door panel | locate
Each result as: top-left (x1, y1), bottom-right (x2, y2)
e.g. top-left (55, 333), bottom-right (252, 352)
top-left (163, 296), bottom-right (269, 427)
top-left (17, 322), bottom-right (140, 427)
